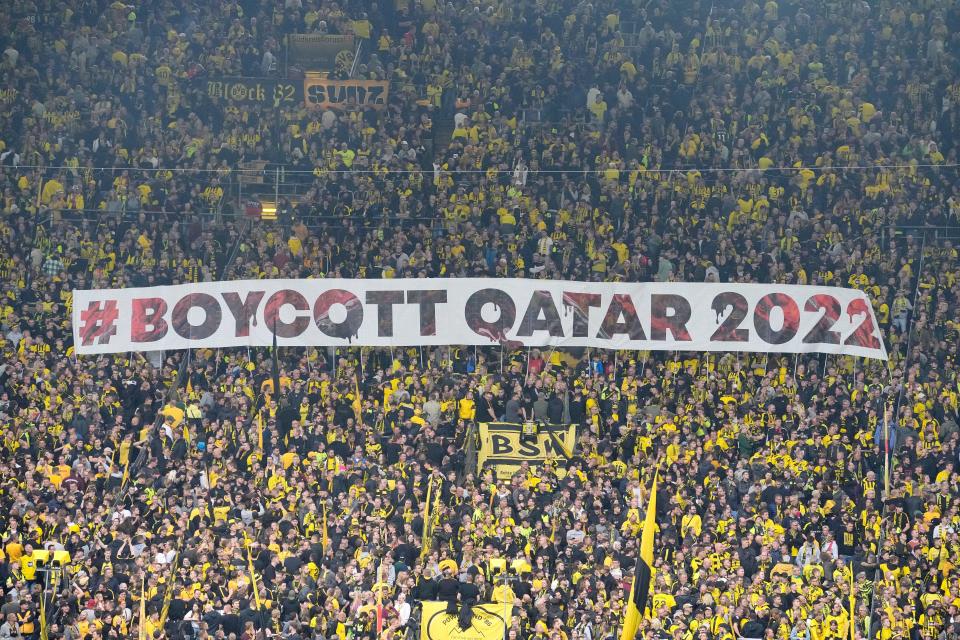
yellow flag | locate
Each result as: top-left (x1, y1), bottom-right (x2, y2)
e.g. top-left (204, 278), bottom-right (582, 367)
top-left (159, 553), bottom-right (180, 627)
top-left (257, 411), bottom-right (264, 451)
top-left (620, 470), bottom-right (658, 640)
top-left (39, 590), bottom-right (48, 640)
top-left (421, 477), bottom-right (435, 558)
top-left (321, 503), bottom-right (329, 550)
top-left (352, 374), bottom-right (362, 422)
top-left (938, 538), bottom-right (953, 572)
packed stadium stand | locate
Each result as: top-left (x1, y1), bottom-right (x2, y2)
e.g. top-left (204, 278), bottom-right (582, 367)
top-left (0, 0), bottom-right (959, 639)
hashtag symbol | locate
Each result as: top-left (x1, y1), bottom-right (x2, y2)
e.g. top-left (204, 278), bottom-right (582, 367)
top-left (78, 300), bottom-right (119, 346)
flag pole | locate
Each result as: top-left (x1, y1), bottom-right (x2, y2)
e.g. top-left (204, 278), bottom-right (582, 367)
top-left (321, 501), bottom-right (329, 550)
top-left (159, 551), bottom-right (182, 627)
top-left (420, 476), bottom-right (435, 558)
top-left (139, 575), bottom-right (147, 640)
top-left (353, 371), bottom-right (363, 424)
top-left (271, 317), bottom-right (281, 402)
top-left (244, 532), bottom-right (263, 611)
top-left (376, 559), bottom-right (384, 636)
top-left (849, 568), bottom-right (856, 640)
top-left (39, 583), bottom-right (48, 640)
top-left (883, 405), bottom-right (891, 499)
top-left (502, 579), bottom-right (511, 640)
top-left (620, 464), bottom-right (659, 640)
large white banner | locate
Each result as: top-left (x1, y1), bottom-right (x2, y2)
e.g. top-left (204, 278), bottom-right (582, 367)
top-left (72, 279), bottom-right (888, 359)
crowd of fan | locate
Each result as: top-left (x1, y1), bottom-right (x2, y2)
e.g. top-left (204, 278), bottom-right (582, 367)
top-left (1, 0), bottom-right (960, 639)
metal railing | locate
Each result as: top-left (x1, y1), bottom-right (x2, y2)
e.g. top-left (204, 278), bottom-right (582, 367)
top-left (109, 196), bottom-right (256, 518)
top-left (30, 205), bottom-right (445, 238)
top-left (865, 229), bottom-right (931, 639)
top-left (32, 205), bottom-right (223, 220)
top-left (461, 422), bottom-right (478, 482)
top-left (889, 223), bottom-right (960, 239)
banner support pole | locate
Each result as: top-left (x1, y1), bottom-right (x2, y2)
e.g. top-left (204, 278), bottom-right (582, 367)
top-left (883, 406), bottom-right (890, 499)
top-left (503, 588), bottom-right (511, 640)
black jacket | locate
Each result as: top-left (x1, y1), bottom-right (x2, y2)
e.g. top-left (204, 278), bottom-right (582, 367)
top-left (437, 577), bottom-right (460, 602)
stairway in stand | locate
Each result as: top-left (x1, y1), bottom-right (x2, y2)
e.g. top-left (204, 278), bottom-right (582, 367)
top-left (239, 162), bottom-right (304, 224)
top-left (432, 116), bottom-right (456, 158)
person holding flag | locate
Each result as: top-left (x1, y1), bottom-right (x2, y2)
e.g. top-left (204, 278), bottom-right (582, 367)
top-left (621, 469), bottom-right (658, 640)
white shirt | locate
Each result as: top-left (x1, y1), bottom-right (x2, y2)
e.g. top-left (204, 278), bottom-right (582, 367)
top-left (261, 51), bottom-right (277, 74)
top-left (111, 508), bottom-right (132, 523)
top-left (513, 163), bottom-right (528, 186)
top-left (586, 87), bottom-right (600, 109)
top-left (566, 528), bottom-right (585, 545)
top-left (396, 601), bottom-right (411, 626)
top-left (3, 46), bottom-right (18, 66)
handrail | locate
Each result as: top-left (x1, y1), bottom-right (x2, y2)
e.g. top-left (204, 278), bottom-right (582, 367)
top-left (17, 160), bottom-right (958, 176)
top-left (865, 230), bottom-right (928, 639)
top-left (221, 219), bottom-right (252, 281)
top-left (349, 38), bottom-right (362, 78)
top-left (89, 347), bottom-right (192, 559)
top-left (461, 422), bottom-right (478, 482)
top-left (31, 206), bottom-right (441, 231)
top-left (35, 206), bottom-right (224, 217)
top-left (218, 208), bottom-right (441, 224)
top-left (884, 224), bottom-right (960, 249)
top-left (890, 223), bottom-right (960, 231)
top-left (105, 208), bottom-right (255, 526)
